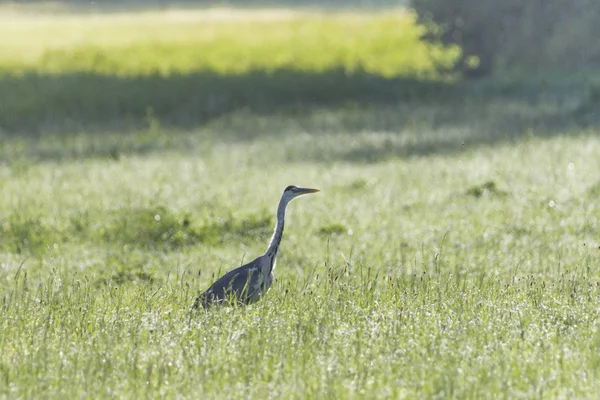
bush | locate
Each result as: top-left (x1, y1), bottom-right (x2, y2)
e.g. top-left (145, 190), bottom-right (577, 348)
top-left (411, 0), bottom-right (600, 77)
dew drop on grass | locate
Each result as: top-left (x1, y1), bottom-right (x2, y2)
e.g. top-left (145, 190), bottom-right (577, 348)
top-left (568, 162), bottom-right (574, 170)
top-left (549, 200), bottom-right (555, 208)
top-left (154, 215), bottom-right (161, 222)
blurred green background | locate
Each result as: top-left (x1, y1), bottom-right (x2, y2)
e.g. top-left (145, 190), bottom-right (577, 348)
top-left (2, 0), bottom-right (599, 146)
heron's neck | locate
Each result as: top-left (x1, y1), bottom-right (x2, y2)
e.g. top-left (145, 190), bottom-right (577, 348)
top-left (265, 198), bottom-right (288, 259)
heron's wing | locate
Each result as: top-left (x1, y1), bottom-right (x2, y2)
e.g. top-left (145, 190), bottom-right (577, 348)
top-left (199, 256), bottom-right (265, 306)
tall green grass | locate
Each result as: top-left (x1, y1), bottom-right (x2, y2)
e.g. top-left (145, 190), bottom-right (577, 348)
top-left (2, 131), bottom-right (600, 399)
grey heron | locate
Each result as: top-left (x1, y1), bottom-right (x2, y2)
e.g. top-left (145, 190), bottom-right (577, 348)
top-left (193, 185), bottom-right (320, 309)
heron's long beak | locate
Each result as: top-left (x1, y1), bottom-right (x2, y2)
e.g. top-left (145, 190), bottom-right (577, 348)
top-left (298, 187), bottom-right (320, 194)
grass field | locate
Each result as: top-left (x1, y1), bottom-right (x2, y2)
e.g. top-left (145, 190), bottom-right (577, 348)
top-left (1, 4), bottom-right (600, 399)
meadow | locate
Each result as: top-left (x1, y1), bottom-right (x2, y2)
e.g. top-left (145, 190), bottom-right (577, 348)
top-left (1, 3), bottom-right (600, 399)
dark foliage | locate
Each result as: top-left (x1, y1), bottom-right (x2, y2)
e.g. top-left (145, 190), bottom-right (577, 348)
top-left (411, 0), bottom-right (600, 77)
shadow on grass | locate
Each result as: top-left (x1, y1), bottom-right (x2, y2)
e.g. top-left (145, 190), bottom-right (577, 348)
top-left (0, 69), bottom-right (456, 136)
top-left (0, 68), bottom-right (596, 162)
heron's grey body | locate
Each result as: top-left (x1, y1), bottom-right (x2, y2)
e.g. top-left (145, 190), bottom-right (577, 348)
top-left (193, 255), bottom-right (272, 308)
top-left (193, 185), bottom-right (319, 309)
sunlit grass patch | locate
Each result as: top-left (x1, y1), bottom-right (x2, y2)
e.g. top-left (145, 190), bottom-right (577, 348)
top-left (0, 8), bottom-right (457, 78)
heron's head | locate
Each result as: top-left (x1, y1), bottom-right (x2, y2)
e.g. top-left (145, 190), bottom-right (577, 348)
top-left (282, 185), bottom-right (320, 202)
